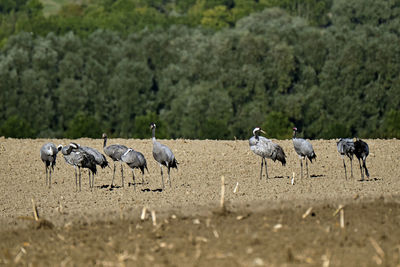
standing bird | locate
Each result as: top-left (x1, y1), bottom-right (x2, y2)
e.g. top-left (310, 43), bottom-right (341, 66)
top-left (150, 122), bottom-right (178, 189)
top-left (249, 127), bottom-right (286, 180)
top-left (337, 138), bottom-right (355, 179)
top-left (354, 138), bottom-right (370, 180)
top-left (121, 148), bottom-right (149, 190)
top-left (292, 127), bottom-right (316, 178)
top-left (62, 143), bottom-right (97, 191)
top-left (102, 133), bottom-right (128, 188)
top-left (40, 143), bottom-right (62, 188)
top-left (73, 144), bottom-right (109, 189)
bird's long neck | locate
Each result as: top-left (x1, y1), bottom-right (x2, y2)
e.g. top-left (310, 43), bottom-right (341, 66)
top-left (254, 131), bottom-right (259, 141)
top-left (103, 137), bottom-right (107, 148)
top-left (152, 127), bottom-right (156, 142)
top-left (292, 130), bottom-right (297, 139)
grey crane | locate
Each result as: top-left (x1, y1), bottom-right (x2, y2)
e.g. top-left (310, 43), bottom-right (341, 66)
top-left (150, 122), bottom-right (178, 189)
top-left (292, 127), bottom-right (316, 178)
top-left (62, 143), bottom-right (97, 191)
top-left (337, 138), bottom-right (355, 179)
top-left (102, 133), bottom-right (128, 188)
top-left (121, 148), bottom-right (149, 190)
top-left (40, 142), bottom-right (62, 188)
top-left (249, 127), bottom-right (286, 180)
top-left (72, 143), bottom-right (110, 188)
top-left (354, 138), bottom-right (370, 181)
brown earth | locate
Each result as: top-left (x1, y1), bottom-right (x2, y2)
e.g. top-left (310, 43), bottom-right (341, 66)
top-left (1, 137), bottom-right (400, 266)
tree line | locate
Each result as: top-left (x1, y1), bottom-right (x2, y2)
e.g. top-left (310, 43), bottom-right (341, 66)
top-left (0, 0), bottom-right (399, 139)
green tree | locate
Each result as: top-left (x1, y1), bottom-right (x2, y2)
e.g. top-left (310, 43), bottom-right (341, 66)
top-left (382, 110), bottom-right (400, 139)
top-left (0, 115), bottom-right (35, 138)
top-left (66, 112), bottom-right (102, 138)
top-left (261, 112), bottom-right (293, 139)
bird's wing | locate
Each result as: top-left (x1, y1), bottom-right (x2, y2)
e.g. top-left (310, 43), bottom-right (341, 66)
top-left (293, 138), bottom-right (314, 156)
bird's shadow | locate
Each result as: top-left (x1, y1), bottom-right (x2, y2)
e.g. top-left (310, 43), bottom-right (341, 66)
top-left (358, 177), bottom-right (382, 182)
top-left (310, 174), bottom-right (326, 178)
top-left (99, 184), bottom-right (122, 191)
top-left (141, 188), bottom-right (163, 193)
top-left (269, 176), bottom-right (289, 179)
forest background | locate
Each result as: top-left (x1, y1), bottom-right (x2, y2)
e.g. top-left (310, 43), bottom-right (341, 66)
top-left (0, 0), bottom-right (399, 140)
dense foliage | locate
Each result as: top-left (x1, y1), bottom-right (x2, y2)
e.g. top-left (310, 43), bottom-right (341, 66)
top-left (0, 0), bottom-right (399, 139)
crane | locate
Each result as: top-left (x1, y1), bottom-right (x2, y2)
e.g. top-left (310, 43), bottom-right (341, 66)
top-left (337, 138), bottom-right (355, 179)
top-left (354, 138), bottom-right (370, 180)
top-left (150, 122), bottom-right (178, 189)
top-left (121, 148), bottom-right (149, 190)
top-left (62, 143), bottom-right (97, 191)
top-left (40, 143), bottom-right (62, 188)
top-left (249, 127), bottom-right (286, 180)
top-left (102, 133), bottom-right (128, 188)
top-left (292, 127), bottom-right (316, 178)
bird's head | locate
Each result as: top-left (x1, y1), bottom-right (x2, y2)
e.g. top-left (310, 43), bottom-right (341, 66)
top-left (70, 142), bottom-right (79, 149)
top-left (102, 133), bottom-right (107, 139)
top-left (293, 127), bottom-right (298, 132)
top-left (150, 122), bottom-right (156, 130)
top-left (57, 144), bottom-right (63, 151)
top-left (253, 127), bottom-right (266, 136)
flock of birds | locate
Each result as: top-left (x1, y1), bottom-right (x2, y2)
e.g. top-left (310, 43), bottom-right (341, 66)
top-left (40, 124), bottom-right (370, 191)
top-left (40, 123), bottom-right (178, 191)
top-left (249, 127), bottom-right (370, 181)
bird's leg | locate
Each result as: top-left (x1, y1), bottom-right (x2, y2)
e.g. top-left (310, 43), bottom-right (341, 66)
top-left (45, 166), bottom-right (48, 186)
top-left (74, 166), bottom-right (78, 192)
top-left (300, 158), bottom-right (303, 179)
top-left (111, 161), bottom-right (116, 187)
top-left (49, 167), bottom-right (52, 189)
top-left (79, 167), bottom-right (82, 192)
top-left (264, 158), bottom-right (269, 180)
top-left (92, 172), bottom-right (95, 189)
top-left (168, 167), bottom-right (172, 188)
top-left (121, 161), bottom-right (124, 188)
top-left (142, 172), bottom-right (145, 185)
top-left (132, 170), bottom-right (136, 191)
top-left (305, 158), bottom-right (309, 178)
top-left (88, 172), bottom-right (91, 189)
top-left (343, 158), bottom-right (347, 180)
top-left (350, 158), bottom-right (353, 178)
top-left (259, 158), bottom-right (264, 180)
top-left (363, 159), bottom-right (370, 178)
top-left (358, 158), bottom-right (364, 180)
top-left (160, 164), bottom-right (165, 189)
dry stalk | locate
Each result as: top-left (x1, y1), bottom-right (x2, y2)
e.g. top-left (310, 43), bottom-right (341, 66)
top-left (291, 172), bottom-right (295, 185)
top-left (220, 176), bottom-right (225, 209)
top-left (369, 237), bottom-right (385, 259)
top-left (339, 209), bottom-right (344, 228)
top-left (302, 207), bottom-right (313, 219)
top-left (140, 207), bottom-right (147, 221)
top-left (233, 182), bottom-right (239, 193)
top-left (332, 204), bottom-right (344, 216)
top-left (151, 210), bottom-right (157, 226)
top-left (31, 199), bottom-right (39, 221)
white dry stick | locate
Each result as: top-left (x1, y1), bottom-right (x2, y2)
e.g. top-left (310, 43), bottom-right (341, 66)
top-left (220, 176), bottom-right (225, 208)
top-left (339, 209), bottom-right (345, 228)
top-left (302, 207), bottom-right (313, 219)
top-left (233, 182), bottom-right (239, 193)
top-left (31, 198), bottom-right (39, 221)
top-left (333, 204), bottom-right (344, 216)
top-left (151, 210), bottom-right (157, 226)
top-left (369, 237), bottom-right (385, 259)
top-left (291, 172), bottom-right (295, 185)
top-left (141, 207), bottom-right (147, 221)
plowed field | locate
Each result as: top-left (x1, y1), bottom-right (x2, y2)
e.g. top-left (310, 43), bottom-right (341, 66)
top-left (1, 137), bottom-right (400, 266)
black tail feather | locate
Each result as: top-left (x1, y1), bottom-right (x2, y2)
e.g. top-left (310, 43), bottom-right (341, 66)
top-left (307, 152), bottom-right (317, 162)
top-left (273, 145), bottom-right (286, 166)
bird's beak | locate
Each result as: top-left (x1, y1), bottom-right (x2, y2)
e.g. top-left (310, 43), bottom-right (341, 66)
top-left (260, 130), bottom-right (266, 134)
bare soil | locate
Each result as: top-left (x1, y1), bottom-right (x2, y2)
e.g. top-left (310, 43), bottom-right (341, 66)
top-left (1, 137), bottom-right (400, 266)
